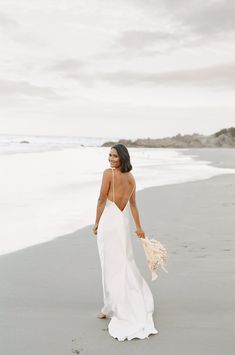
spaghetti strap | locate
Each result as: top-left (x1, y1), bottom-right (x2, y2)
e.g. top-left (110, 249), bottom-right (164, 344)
top-left (111, 168), bottom-right (135, 204)
top-left (129, 183), bottom-right (135, 200)
top-left (111, 168), bottom-right (115, 203)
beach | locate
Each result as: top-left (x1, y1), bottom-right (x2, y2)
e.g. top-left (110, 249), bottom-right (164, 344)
top-left (0, 148), bottom-right (235, 355)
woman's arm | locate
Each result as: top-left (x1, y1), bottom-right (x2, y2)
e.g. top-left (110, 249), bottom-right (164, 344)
top-left (92, 169), bottom-right (111, 235)
top-left (129, 183), bottom-right (145, 238)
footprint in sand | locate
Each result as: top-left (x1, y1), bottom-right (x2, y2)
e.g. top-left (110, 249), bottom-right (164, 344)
top-left (72, 349), bottom-right (83, 354)
top-left (71, 339), bottom-right (83, 354)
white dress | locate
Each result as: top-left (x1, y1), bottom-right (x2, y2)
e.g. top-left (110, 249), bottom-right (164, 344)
top-left (97, 168), bottom-right (158, 341)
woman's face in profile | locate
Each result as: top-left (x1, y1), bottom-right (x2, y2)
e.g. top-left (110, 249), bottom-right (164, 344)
top-left (108, 148), bottom-right (120, 169)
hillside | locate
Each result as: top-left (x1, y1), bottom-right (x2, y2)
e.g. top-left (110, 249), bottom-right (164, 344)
top-left (102, 127), bottom-right (235, 148)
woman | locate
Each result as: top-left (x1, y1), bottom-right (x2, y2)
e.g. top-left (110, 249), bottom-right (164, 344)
top-left (92, 144), bottom-right (158, 341)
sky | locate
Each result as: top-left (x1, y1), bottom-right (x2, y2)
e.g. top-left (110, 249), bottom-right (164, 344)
top-left (0, 0), bottom-right (235, 139)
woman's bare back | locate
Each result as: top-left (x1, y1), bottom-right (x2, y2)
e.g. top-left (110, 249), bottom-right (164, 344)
top-left (107, 168), bottom-right (135, 212)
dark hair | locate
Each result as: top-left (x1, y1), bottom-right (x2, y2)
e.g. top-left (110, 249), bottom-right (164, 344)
top-left (111, 144), bottom-right (132, 173)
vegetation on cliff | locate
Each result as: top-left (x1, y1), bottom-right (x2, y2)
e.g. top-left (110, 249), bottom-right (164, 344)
top-left (102, 127), bottom-right (235, 148)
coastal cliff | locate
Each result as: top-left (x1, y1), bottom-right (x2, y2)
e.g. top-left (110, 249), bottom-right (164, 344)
top-left (102, 127), bottom-right (235, 148)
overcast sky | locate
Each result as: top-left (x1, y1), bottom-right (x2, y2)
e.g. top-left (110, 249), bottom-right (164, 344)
top-left (0, 0), bottom-right (235, 139)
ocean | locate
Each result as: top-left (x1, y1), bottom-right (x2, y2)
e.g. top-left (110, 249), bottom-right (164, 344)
top-left (1, 133), bottom-right (235, 256)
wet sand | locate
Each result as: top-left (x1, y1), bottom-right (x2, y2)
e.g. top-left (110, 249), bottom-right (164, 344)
top-left (0, 148), bottom-right (235, 355)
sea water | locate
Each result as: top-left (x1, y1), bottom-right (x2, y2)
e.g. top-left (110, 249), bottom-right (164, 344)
top-left (1, 134), bottom-right (235, 256)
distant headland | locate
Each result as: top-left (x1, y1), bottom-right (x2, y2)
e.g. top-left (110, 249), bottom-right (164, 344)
top-left (102, 127), bottom-right (235, 148)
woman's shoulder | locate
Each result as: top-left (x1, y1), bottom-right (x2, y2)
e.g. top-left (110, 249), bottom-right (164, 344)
top-left (128, 171), bottom-right (135, 178)
top-left (102, 168), bottom-right (112, 174)
top-left (102, 168), bottom-right (113, 178)
top-left (127, 171), bottom-right (135, 186)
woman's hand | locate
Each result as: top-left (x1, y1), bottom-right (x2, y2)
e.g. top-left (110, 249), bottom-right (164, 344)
top-left (92, 223), bottom-right (99, 236)
top-left (135, 227), bottom-right (145, 239)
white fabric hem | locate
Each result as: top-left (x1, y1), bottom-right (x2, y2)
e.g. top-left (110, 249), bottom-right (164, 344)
top-left (109, 328), bottom-right (159, 341)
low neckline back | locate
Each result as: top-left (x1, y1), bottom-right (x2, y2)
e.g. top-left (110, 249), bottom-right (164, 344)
top-left (107, 198), bottom-right (129, 213)
top-left (108, 167), bottom-right (134, 213)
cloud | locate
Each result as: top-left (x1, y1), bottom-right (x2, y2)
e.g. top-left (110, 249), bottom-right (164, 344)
top-left (0, 11), bottom-right (44, 46)
top-left (0, 79), bottom-right (60, 100)
top-left (66, 62), bottom-right (235, 89)
top-left (116, 30), bottom-right (180, 50)
top-left (47, 58), bottom-right (85, 73)
top-left (0, 12), bottom-right (19, 27)
top-left (106, 2), bottom-right (235, 57)
top-left (127, 0), bottom-right (235, 49)
top-left (161, 0), bottom-right (235, 37)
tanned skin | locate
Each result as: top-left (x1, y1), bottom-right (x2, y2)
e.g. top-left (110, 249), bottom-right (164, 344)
top-left (92, 147), bottom-right (145, 239)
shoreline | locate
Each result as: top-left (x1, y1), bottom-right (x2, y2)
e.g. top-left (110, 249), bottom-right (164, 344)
top-left (181, 147), bottom-right (235, 169)
top-left (0, 148), bottom-right (235, 354)
top-left (1, 148), bottom-right (235, 258)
